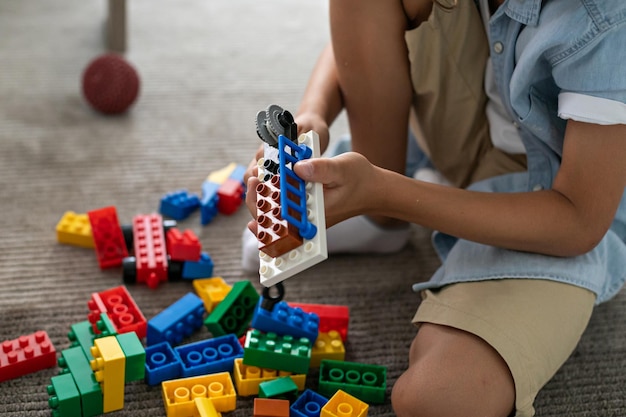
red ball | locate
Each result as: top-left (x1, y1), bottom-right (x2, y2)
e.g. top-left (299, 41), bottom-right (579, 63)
top-left (82, 54), bottom-right (140, 114)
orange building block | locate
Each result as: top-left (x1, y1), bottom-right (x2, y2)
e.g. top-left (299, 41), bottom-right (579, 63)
top-left (253, 398), bottom-right (290, 417)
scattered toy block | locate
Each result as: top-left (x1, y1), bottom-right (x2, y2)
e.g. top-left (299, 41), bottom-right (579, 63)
top-left (58, 346), bottom-right (103, 417)
top-left (233, 358), bottom-right (305, 397)
top-left (90, 336), bottom-right (126, 413)
top-left (205, 280), bottom-right (259, 337)
top-left (166, 228), bottom-right (202, 261)
top-left (243, 330), bottom-right (311, 375)
top-left (217, 178), bottom-right (244, 215)
top-left (47, 373), bottom-right (82, 417)
top-left (0, 330), bottom-right (57, 382)
top-left (288, 303), bottom-right (349, 342)
top-left (133, 213), bottom-right (168, 289)
top-left (56, 211), bottom-right (94, 248)
top-left (160, 190), bottom-right (200, 221)
top-left (192, 277), bottom-right (232, 312)
top-left (254, 398), bottom-right (290, 417)
top-left (194, 397), bottom-right (221, 417)
top-left (310, 331), bottom-right (345, 368)
top-left (87, 285), bottom-right (147, 339)
top-left (144, 341), bottom-right (182, 386)
top-left (174, 334), bottom-right (243, 378)
top-left (162, 372), bottom-right (236, 416)
top-left (147, 292), bottom-right (205, 346)
top-left (182, 252), bottom-right (214, 279)
top-left (318, 360), bottom-right (386, 405)
top-left (87, 206), bottom-right (128, 269)
top-left (321, 390), bottom-right (368, 417)
top-left (291, 389), bottom-right (329, 417)
top-left (251, 299), bottom-right (319, 342)
top-left (200, 181), bottom-right (220, 225)
top-left (258, 376), bottom-right (298, 400)
top-left (115, 332), bottom-right (145, 382)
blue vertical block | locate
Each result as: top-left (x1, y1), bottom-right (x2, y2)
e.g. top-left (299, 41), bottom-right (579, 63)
top-left (144, 342), bottom-right (182, 385)
top-left (200, 181), bottom-right (220, 225)
top-left (160, 189), bottom-right (201, 221)
top-left (182, 252), bottom-right (214, 279)
top-left (147, 293), bottom-right (205, 346)
top-left (290, 389), bottom-right (329, 417)
top-left (174, 334), bottom-right (244, 377)
top-left (251, 300), bottom-right (319, 342)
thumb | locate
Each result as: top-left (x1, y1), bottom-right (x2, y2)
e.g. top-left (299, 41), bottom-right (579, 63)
top-left (294, 158), bottom-right (338, 185)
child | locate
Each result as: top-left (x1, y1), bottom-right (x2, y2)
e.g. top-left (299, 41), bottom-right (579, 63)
top-left (244, 1), bottom-right (626, 416)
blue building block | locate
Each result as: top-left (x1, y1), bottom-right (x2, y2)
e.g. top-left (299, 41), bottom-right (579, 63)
top-left (144, 342), bottom-right (182, 386)
top-left (182, 252), bottom-right (214, 279)
top-left (147, 293), bottom-right (205, 346)
top-left (200, 181), bottom-right (220, 225)
top-left (160, 189), bottom-right (201, 221)
top-left (251, 300), bottom-right (319, 342)
top-left (174, 334), bottom-right (244, 378)
top-left (291, 389), bottom-right (329, 417)
top-left (278, 135), bottom-right (317, 239)
top-left (228, 164), bottom-right (246, 184)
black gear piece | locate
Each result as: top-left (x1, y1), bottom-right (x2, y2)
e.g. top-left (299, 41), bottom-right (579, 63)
top-left (255, 104), bottom-right (297, 147)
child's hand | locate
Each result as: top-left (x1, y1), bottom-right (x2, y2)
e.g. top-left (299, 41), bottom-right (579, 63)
top-left (294, 152), bottom-right (378, 228)
top-left (294, 112), bottom-right (330, 154)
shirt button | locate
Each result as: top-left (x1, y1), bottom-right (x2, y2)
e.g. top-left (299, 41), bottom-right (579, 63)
top-left (532, 184), bottom-right (544, 191)
top-left (493, 41), bottom-right (504, 54)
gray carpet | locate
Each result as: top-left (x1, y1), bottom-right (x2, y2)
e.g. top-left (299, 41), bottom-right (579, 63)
top-left (0, 1), bottom-right (624, 416)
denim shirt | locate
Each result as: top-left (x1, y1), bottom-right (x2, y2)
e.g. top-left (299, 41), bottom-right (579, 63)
top-left (413, 0), bottom-right (626, 304)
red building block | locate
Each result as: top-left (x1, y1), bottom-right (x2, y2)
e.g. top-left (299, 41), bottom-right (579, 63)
top-left (218, 177), bottom-right (245, 215)
top-left (133, 214), bottom-right (168, 289)
top-left (0, 330), bottom-right (57, 382)
top-left (166, 228), bottom-right (201, 262)
top-left (256, 175), bottom-right (303, 258)
top-left (87, 206), bottom-right (129, 269)
top-left (88, 285), bottom-right (147, 339)
top-left (288, 303), bottom-right (349, 342)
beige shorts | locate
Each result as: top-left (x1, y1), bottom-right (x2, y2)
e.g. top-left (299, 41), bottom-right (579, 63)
top-left (413, 279), bottom-right (595, 417)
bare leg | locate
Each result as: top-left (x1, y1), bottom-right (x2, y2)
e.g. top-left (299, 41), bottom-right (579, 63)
top-left (392, 323), bottom-right (515, 417)
top-left (329, 0), bottom-right (421, 225)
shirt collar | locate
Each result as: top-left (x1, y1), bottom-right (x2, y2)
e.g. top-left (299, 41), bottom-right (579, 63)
top-left (499, 0), bottom-right (542, 26)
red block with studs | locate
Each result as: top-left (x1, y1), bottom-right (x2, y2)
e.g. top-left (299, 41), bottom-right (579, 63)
top-left (87, 285), bottom-right (147, 339)
top-left (218, 178), bottom-right (245, 215)
top-left (288, 303), bottom-right (350, 342)
top-left (88, 206), bottom-right (129, 269)
top-left (166, 228), bottom-right (201, 262)
top-left (133, 214), bottom-right (168, 289)
top-left (0, 330), bottom-right (57, 382)
top-left (256, 175), bottom-right (302, 258)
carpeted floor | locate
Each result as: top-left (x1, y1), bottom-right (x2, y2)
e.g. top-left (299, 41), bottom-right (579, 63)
top-left (0, 1), bottom-right (625, 416)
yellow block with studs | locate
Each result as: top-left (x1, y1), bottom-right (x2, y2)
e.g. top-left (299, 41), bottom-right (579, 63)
top-left (56, 211), bottom-right (94, 248)
top-left (90, 335), bottom-right (126, 412)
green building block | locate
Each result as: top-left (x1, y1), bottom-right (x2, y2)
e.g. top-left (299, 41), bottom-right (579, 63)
top-left (95, 313), bottom-right (118, 338)
top-left (243, 329), bottom-right (311, 374)
top-left (258, 376), bottom-right (299, 400)
top-left (68, 321), bottom-right (96, 360)
top-left (204, 280), bottom-right (259, 337)
top-left (58, 347), bottom-right (104, 417)
top-left (115, 332), bottom-right (145, 382)
top-left (318, 359), bottom-right (387, 404)
top-left (47, 373), bottom-right (81, 417)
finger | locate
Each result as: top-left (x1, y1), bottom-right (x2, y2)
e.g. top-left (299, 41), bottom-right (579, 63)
top-left (244, 158), bottom-right (258, 185)
top-left (245, 176), bottom-right (261, 218)
top-left (247, 219), bottom-right (258, 236)
top-left (293, 157), bottom-right (340, 185)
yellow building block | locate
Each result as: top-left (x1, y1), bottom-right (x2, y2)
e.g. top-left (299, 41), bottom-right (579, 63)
top-left (192, 277), bottom-right (232, 313)
top-left (162, 372), bottom-right (236, 417)
top-left (321, 390), bottom-right (369, 417)
top-left (193, 397), bottom-right (221, 417)
top-left (206, 163), bottom-right (237, 184)
top-left (90, 335), bottom-right (126, 413)
top-left (56, 211), bottom-right (94, 248)
top-left (233, 358), bottom-right (306, 397)
top-left (311, 331), bottom-right (346, 368)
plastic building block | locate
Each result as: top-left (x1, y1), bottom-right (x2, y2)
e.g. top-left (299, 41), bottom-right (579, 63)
top-left (144, 341), bottom-right (182, 386)
top-left (258, 131), bottom-right (328, 287)
top-left (291, 389), bottom-right (329, 417)
top-left (147, 292), bottom-right (205, 346)
top-left (232, 358), bottom-right (305, 397)
top-left (207, 162), bottom-right (237, 184)
top-left (162, 372), bottom-right (236, 416)
top-left (58, 346), bottom-right (103, 417)
top-left (182, 252), bottom-right (214, 279)
top-left (200, 181), bottom-right (220, 225)
top-left (93, 313), bottom-right (118, 338)
top-left (256, 174), bottom-right (303, 258)
top-left (174, 334), bottom-right (244, 378)
top-left (133, 213), bottom-right (169, 289)
top-left (289, 303), bottom-right (349, 342)
top-left (115, 332), bottom-right (145, 382)
top-left (254, 398), bottom-right (290, 417)
top-left (217, 178), bottom-right (244, 215)
top-left (0, 330), bottom-right (57, 382)
top-left (228, 164), bottom-right (246, 184)
top-left (90, 336), bottom-right (126, 413)
top-left (166, 228), bottom-right (201, 261)
top-left (47, 373), bottom-right (82, 417)
top-left (310, 331), bottom-right (345, 368)
top-left (87, 206), bottom-right (129, 269)
top-left (321, 390), bottom-right (368, 417)
top-left (251, 300), bottom-right (319, 342)
top-left (87, 285), bottom-right (147, 339)
top-left (56, 211), bottom-right (94, 248)
top-left (192, 277), bottom-right (232, 313)
top-left (318, 360), bottom-right (386, 405)
top-left (243, 330), bottom-right (311, 374)
top-left (258, 376), bottom-right (298, 400)
top-left (193, 397), bottom-right (221, 417)
top-left (160, 189), bottom-right (201, 221)
top-left (67, 321), bottom-right (97, 360)
top-left (204, 280), bottom-right (259, 337)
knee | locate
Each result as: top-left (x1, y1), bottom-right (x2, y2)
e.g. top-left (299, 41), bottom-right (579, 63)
top-left (391, 365), bottom-right (442, 417)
